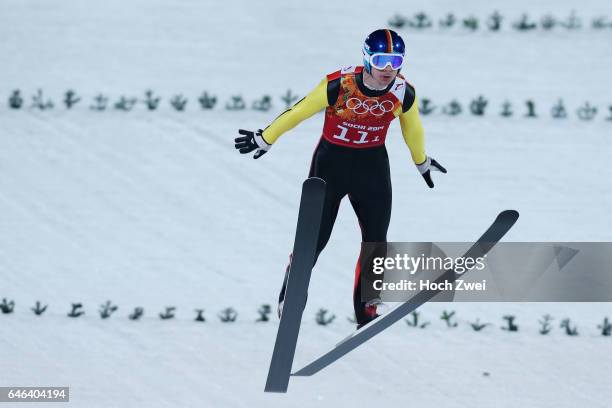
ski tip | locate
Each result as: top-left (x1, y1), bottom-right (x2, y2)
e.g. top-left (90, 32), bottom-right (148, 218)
top-left (302, 177), bottom-right (327, 197)
top-left (499, 209), bottom-right (519, 220)
top-left (305, 177), bottom-right (326, 186)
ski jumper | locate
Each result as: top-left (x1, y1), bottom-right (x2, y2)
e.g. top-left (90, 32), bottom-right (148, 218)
top-left (265, 66), bottom-right (426, 324)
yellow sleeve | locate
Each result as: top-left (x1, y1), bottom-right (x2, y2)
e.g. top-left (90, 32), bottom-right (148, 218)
top-left (261, 78), bottom-right (329, 144)
top-left (399, 95), bottom-right (427, 165)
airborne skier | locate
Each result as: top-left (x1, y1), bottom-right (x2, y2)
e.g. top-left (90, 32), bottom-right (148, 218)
top-left (234, 29), bottom-right (446, 327)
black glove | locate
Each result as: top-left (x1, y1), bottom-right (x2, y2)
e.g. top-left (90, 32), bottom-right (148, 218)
top-left (234, 129), bottom-right (271, 159)
top-left (416, 157), bottom-right (447, 188)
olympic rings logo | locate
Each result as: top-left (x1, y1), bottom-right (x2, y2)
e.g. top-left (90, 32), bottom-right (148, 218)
top-left (346, 97), bottom-right (394, 116)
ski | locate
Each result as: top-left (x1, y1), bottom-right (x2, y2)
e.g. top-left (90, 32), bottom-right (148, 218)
top-left (264, 177), bottom-right (327, 393)
top-left (291, 209), bottom-right (519, 377)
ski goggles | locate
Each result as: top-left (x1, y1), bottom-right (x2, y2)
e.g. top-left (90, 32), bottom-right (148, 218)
top-left (365, 51), bottom-right (405, 70)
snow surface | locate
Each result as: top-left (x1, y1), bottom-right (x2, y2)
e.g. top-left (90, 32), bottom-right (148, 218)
top-left (1, 0), bottom-right (611, 406)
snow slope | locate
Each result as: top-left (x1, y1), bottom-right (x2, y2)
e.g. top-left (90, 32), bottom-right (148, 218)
top-left (1, 0), bottom-right (611, 406)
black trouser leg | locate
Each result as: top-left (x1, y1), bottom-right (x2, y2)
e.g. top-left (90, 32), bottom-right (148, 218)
top-left (349, 150), bottom-right (392, 324)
